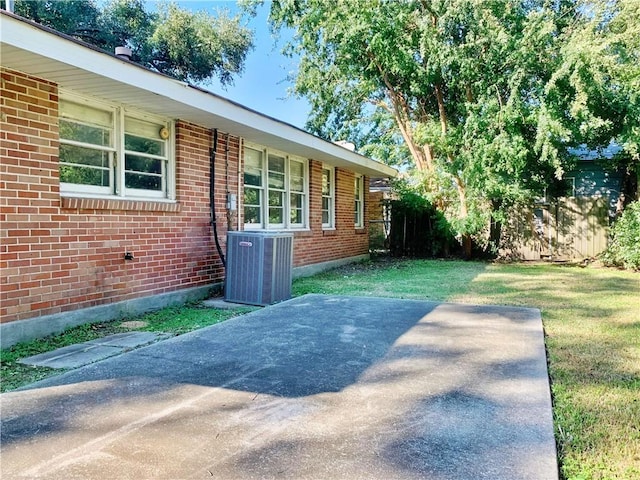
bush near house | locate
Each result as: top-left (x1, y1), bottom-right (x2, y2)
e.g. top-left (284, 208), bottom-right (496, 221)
top-left (601, 200), bottom-right (640, 270)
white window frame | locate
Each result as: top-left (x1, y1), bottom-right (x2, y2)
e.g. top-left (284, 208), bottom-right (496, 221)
top-left (288, 157), bottom-right (306, 229)
top-left (243, 146), bottom-right (265, 227)
top-left (59, 96), bottom-right (116, 196)
top-left (354, 174), bottom-right (364, 229)
top-left (321, 165), bottom-right (335, 229)
top-left (243, 143), bottom-right (309, 230)
top-left (59, 91), bottom-right (175, 201)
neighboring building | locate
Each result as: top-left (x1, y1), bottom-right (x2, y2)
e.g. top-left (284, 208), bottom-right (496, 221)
top-left (500, 145), bottom-right (625, 261)
top-left (0, 11), bottom-right (396, 347)
top-left (566, 143), bottom-right (625, 219)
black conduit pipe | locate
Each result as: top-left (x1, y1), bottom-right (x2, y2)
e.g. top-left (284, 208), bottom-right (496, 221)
top-left (210, 128), bottom-right (226, 268)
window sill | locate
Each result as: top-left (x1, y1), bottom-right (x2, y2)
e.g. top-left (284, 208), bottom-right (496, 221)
top-left (244, 226), bottom-right (311, 233)
top-left (61, 196), bottom-right (180, 212)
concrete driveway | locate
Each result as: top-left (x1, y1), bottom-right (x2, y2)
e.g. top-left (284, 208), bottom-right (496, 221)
top-left (1, 294), bottom-right (558, 479)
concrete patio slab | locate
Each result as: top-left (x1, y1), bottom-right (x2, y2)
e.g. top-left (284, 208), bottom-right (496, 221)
top-left (1, 294), bottom-right (558, 479)
top-left (202, 297), bottom-right (257, 309)
top-left (84, 331), bottom-right (164, 348)
top-left (19, 332), bottom-right (165, 369)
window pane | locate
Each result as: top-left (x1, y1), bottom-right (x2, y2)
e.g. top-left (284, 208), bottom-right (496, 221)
top-left (245, 148), bottom-right (262, 169)
top-left (245, 149), bottom-right (263, 187)
top-left (322, 169), bottom-right (331, 195)
top-left (322, 210), bottom-right (329, 224)
top-left (290, 193), bottom-right (303, 224)
top-left (244, 188), bottom-right (260, 206)
top-left (60, 164), bottom-right (109, 186)
top-left (290, 192), bottom-right (303, 209)
top-left (354, 175), bottom-right (363, 226)
top-left (268, 155), bottom-right (285, 189)
top-left (60, 100), bottom-right (112, 128)
top-left (269, 207), bottom-right (284, 224)
top-left (125, 117), bottom-right (163, 139)
top-left (290, 161), bottom-right (303, 178)
top-left (125, 155), bottom-right (162, 191)
top-left (289, 161), bottom-right (304, 192)
top-left (60, 119), bottom-right (111, 147)
top-left (268, 171), bottom-right (285, 189)
top-left (244, 206), bottom-right (261, 224)
top-left (60, 144), bottom-right (110, 168)
top-left (291, 208), bottom-right (303, 224)
top-left (290, 174), bottom-right (304, 192)
top-left (269, 190), bottom-right (284, 207)
top-left (245, 167), bottom-right (262, 187)
top-left (268, 155), bottom-right (285, 173)
top-left (125, 134), bottom-right (164, 156)
top-left (125, 172), bottom-right (162, 190)
top-left (126, 154), bottom-right (162, 174)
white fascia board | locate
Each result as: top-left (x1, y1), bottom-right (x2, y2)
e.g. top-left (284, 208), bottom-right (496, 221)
top-left (1, 13), bottom-right (397, 178)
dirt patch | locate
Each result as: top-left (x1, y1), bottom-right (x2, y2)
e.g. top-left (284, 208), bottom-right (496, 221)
top-left (329, 256), bottom-right (409, 276)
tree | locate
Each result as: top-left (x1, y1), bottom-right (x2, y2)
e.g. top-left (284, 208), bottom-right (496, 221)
top-left (542, 0), bottom-right (640, 204)
top-left (268, 0), bottom-right (639, 254)
top-left (10, 0), bottom-right (254, 85)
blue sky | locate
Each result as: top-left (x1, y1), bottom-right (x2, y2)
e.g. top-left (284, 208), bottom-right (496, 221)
top-left (170, 0), bottom-right (311, 129)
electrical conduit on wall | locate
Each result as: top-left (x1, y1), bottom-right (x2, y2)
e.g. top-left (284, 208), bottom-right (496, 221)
top-left (210, 128), bottom-right (226, 268)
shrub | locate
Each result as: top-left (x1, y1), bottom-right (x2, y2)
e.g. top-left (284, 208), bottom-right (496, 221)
top-left (601, 200), bottom-right (640, 270)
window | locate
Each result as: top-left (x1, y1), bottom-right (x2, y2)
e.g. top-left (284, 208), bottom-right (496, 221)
top-left (354, 174), bottom-right (364, 228)
top-left (243, 145), bottom-right (308, 229)
top-left (59, 100), bottom-right (115, 195)
top-left (289, 159), bottom-right (305, 226)
top-left (322, 166), bottom-right (335, 228)
top-left (59, 94), bottom-right (174, 200)
top-left (268, 153), bottom-right (286, 225)
top-left (243, 147), bottom-right (263, 225)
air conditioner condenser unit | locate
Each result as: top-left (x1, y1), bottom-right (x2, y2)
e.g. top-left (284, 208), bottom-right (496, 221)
top-left (224, 231), bottom-right (294, 306)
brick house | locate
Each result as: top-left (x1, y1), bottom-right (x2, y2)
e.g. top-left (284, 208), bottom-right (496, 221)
top-left (0, 12), bottom-right (396, 347)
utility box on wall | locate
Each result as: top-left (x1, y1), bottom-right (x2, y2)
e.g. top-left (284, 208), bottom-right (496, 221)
top-left (225, 231), bottom-right (294, 306)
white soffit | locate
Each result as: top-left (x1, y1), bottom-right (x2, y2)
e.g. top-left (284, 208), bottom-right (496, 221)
top-left (0, 12), bottom-right (396, 178)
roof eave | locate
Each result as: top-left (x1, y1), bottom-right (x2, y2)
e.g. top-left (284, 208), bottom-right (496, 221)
top-left (0, 11), bottom-right (396, 178)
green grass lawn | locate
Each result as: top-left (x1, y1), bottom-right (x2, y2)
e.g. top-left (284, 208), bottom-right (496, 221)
top-left (0, 304), bottom-right (255, 392)
top-left (294, 259), bottom-right (640, 480)
top-left (1, 259), bottom-right (638, 479)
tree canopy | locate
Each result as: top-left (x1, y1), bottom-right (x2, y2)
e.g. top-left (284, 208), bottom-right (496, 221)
top-left (268, 0), bottom-right (639, 252)
top-left (9, 0), bottom-right (254, 85)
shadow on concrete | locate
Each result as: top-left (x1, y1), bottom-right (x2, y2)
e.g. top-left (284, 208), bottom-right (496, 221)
top-left (11, 296), bottom-right (439, 395)
top-left (2, 296), bottom-right (437, 444)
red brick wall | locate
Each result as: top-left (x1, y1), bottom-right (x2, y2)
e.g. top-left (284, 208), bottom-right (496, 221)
top-left (0, 69), bottom-right (236, 324)
top-left (0, 68), bottom-right (370, 326)
top-left (292, 162), bottom-right (368, 267)
top-left (1, 69), bottom-right (61, 323)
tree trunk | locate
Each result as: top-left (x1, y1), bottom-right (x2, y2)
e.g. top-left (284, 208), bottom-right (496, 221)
top-left (462, 235), bottom-right (472, 259)
top-left (489, 198), bottom-right (503, 256)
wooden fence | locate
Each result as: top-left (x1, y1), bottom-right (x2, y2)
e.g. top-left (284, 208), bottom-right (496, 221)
top-left (500, 197), bottom-right (610, 261)
top-left (386, 201), bottom-right (455, 257)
